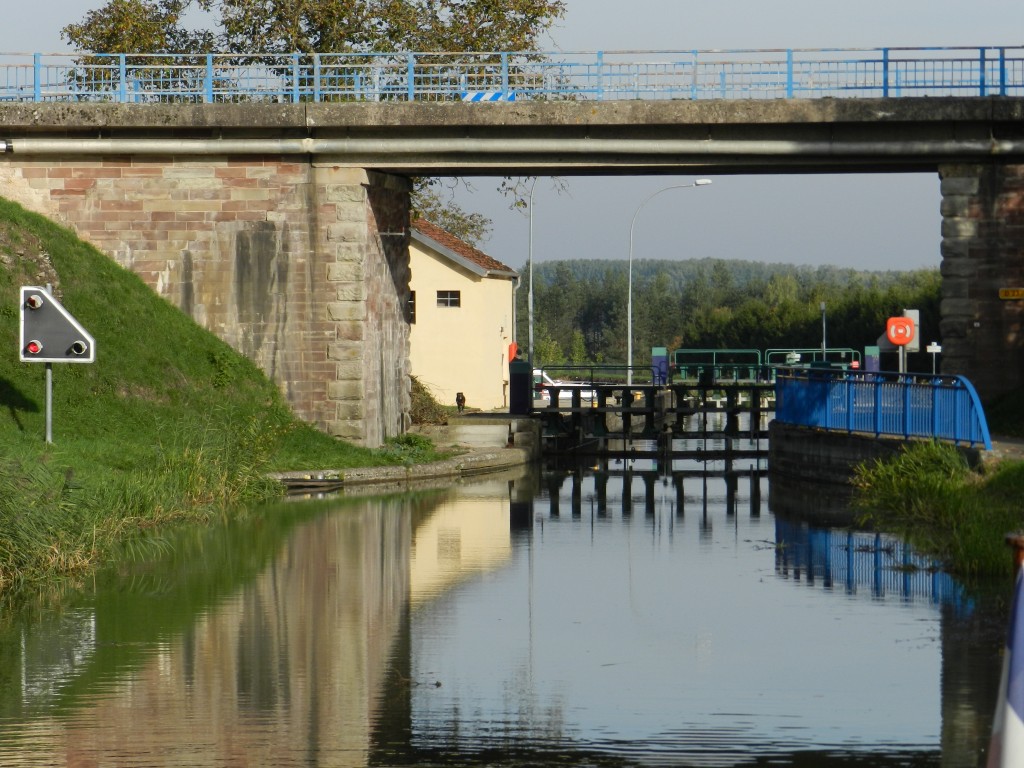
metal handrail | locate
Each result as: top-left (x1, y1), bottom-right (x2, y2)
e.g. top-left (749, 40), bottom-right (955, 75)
top-left (774, 368), bottom-right (992, 449)
top-left (0, 47), bottom-right (1021, 104)
top-left (764, 347), bottom-right (861, 366)
top-left (671, 348), bottom-right (764, 383)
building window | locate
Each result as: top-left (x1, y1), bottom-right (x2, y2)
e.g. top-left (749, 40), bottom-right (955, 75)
top-left (407, 291), bottom-right (416, 324)
top-left (437, 290), bottom-right (461, 308)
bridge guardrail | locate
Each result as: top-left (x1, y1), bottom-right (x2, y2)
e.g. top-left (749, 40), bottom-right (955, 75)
top-left (0, 47), bottom-right (1022, 104)
top-left (774, 368), bottom-right (992, 449)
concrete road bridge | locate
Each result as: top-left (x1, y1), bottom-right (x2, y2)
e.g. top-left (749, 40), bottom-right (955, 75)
top-left (0, 47), bottom-right (1022, 445)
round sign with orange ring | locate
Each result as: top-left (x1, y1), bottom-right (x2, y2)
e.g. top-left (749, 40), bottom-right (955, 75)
top-left (886, 317), bottom-right (915, 346)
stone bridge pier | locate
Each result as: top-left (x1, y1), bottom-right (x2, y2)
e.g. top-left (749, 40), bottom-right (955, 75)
top-left (0, 153), bottom-right (411, 447)
top-left (940, 163), bottom-right (1024, 402)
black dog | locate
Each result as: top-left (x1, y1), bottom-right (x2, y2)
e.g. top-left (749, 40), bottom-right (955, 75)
top-left (456, 392), bottom-right (466, 412)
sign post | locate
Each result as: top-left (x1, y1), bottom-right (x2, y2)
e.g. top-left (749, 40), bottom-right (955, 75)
top-left (19, 286), bottom-right (96, 443)
top-left (926, 342), bottom-right (942, 375)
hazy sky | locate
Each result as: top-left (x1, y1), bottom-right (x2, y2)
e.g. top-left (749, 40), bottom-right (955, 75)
top-left (11, 1), bottom-right (1024, 271)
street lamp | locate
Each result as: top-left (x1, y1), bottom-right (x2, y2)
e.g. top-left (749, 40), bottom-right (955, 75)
top-left (627, 179), bottom-right (712, 385)
top-left (820, 301), bottom-right (827, 359)
top-left (528, 177), bottom-right (538, 367)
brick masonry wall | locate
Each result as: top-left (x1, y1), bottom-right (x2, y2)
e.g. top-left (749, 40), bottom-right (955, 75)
top-left (0, 156), bottom-right (411, 447)
top-left (939, 163), bottom-right (1024, 403)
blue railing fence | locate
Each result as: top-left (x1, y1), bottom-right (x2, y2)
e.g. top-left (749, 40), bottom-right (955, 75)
top-left (0, 47), bottom-right (1022, 104)
top-left (774, 368), bottom-right (991, 449)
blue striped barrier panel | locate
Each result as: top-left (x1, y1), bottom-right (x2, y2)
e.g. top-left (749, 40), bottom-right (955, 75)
top-left (461, 91), bottom-right (517, 102)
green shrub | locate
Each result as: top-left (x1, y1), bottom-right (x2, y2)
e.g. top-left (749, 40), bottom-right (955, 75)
top-left (854, 441), bottom-right (1024, 578)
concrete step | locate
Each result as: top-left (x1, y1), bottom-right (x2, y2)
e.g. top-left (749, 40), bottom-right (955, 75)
top-left (448, 423), bottom-right (511, 448)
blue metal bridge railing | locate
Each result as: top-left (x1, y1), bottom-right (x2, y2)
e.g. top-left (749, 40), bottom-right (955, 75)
top-left (774, 368), bottom-right (992, 449)
top-left (1, 47), bottom-right (1022, 104)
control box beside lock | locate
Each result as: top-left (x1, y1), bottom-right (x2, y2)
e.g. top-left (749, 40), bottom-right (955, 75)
top-left (19, 286), bottom-right (95, 364)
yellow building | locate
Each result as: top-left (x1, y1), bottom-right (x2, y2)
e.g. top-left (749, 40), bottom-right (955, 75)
top-left (409, 219), bottom-right (519, 411)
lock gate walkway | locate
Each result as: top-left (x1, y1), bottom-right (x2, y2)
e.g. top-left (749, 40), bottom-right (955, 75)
top-left (535, 380), bottom-right (775, 456)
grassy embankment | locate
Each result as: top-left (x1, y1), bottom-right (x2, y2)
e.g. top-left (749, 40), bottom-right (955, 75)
top-left (0, 199), bottom-right (448, 595)
top-left (854, 392), bottom-right (1024, 580)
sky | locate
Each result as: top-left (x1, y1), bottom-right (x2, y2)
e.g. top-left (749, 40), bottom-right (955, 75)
top-left (10, 0), bottom-right (1024, 271)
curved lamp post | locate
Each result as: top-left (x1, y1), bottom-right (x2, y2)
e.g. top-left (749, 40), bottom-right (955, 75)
top-left (627, 179), bottom-right (712, 385)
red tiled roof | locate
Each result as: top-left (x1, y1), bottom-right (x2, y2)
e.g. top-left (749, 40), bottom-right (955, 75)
top-left (411, 219), bottom-right (517, 275)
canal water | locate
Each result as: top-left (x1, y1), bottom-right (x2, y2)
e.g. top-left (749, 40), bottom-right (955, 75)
top-left (0, 461), bottom-right (1010, 767)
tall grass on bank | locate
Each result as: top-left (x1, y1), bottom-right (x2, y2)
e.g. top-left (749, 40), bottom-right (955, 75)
top-left (0, 411), bottom-right (288, 594)
top-left (0, 460), bottom-right (87, 593)
top-left (853, 441), bottom-right (1024, 578)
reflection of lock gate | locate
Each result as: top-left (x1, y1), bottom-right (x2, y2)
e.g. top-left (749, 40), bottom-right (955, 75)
top-left (20, 286), bottom-right (95, 363)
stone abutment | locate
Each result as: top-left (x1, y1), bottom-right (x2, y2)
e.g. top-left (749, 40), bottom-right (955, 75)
top-left (0, 155), bottom-right (410, 447)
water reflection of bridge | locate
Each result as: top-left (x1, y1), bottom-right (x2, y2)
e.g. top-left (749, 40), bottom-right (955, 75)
top-left (774, 518), bottom-right (969, 609)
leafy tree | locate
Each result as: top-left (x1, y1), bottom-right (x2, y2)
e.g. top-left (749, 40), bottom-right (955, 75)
top-left (518, 257), bottom-right (941, 368)
top-left (62, 0), bottom-right (217, 54)
top-left (533, 322), bottom-right (564, 367)
top-left (396, 0), bottom-right (568, 52)
top-left (62, 0), bottom-right (567, 57)
top-left (412, 182), bottom-right (491, 247)
top-left (765, 273), bottom-right (799, 308)
top-left (568, 329), bottom-right (586, 365)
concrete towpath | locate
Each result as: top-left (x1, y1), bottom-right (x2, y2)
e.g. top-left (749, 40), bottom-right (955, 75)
top-left (986, 434), bottom-right (1024, 466)
top-left (270, 414), bottom-right (540, 494)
